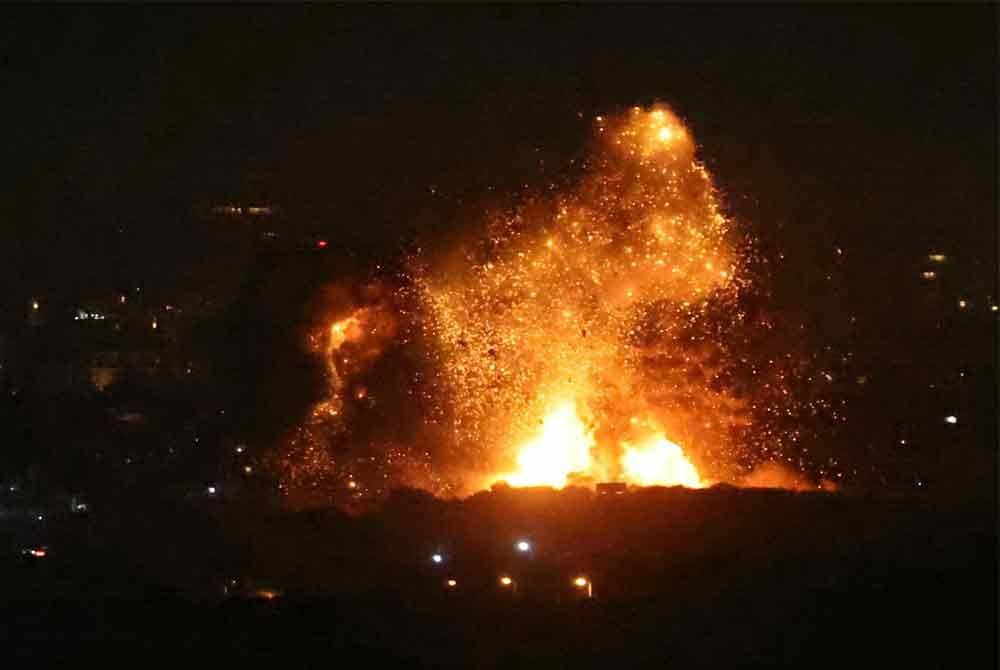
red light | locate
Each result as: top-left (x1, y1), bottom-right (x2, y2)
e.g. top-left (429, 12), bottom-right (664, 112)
top-left (316, 239), bottom-right (328, 249)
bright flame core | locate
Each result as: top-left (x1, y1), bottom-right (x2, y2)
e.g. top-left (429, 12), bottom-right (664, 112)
top-left (498, 401), bottom-right (704, 489)
top-left (621, 436), bottom-right (702, 488)
top-left (501, 403), bottom-right (595, 488)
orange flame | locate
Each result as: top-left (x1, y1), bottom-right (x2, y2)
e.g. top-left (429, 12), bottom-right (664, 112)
top-left (621, 435), bottom-right (703, 488)
top-left (496, 401), bottom-right (703, 489)
top-left (498, 402), bottom-right (596, 488)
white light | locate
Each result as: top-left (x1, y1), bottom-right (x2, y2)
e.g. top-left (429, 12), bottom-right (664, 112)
top-left (207, 485), bottom-right (217, 494)
top-left (944, 415), bottom-right (957, 425)
top-left (235, 446), bottom-right (244, 454)
top-left (516, 540), bottom-right (531, 553)
top-left (431, 553), bottom-right (443, 564)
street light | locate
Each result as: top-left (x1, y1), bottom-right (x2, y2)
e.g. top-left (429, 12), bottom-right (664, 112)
top-left (573, 575), bottom-right (593, 598)
top-left (431, 553), bottom-right (444, 565)
top-left (515, 540), bottom-right (532, 553)
top-left (499, 575), bottom-right (516, 592)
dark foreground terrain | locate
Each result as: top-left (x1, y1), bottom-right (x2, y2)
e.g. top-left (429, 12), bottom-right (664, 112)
top-left (2, 485), bottom-right (995, 667)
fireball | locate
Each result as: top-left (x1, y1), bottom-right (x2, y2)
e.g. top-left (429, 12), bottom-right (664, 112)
top-left (416, 104), bottom-right (743, 490)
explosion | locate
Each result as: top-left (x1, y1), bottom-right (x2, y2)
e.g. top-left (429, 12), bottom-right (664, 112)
top-left (280, 103), bottom-right (845, 504)
top-left (414, 105), bottom-right (743, 491)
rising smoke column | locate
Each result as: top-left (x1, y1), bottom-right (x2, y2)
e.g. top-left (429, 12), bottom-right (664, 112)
top-left (413, 105), bottom-right (753, 488)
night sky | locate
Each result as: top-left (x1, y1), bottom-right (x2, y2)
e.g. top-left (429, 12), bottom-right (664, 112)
top-left (2, 6), bottom-right (994, 302)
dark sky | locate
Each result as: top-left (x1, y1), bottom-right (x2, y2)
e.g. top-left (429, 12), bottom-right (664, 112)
top-left (1, 6), bottom-right (995, 308)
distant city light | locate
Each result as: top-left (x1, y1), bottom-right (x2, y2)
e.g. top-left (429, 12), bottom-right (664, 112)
top-left (920, 271), bottom-right (936, 280)
top-left (445, 579), bottom-right (458, 588)
top-left (944, 415), bottom-right (958, 425)
top-left (957, 300), bottom-right (967, 309)
top-left (235, 446), bottom-right (244, 454)
top-left (151, 319), bottom-right (158, 330)
top-left (31, 300), bottom-right (39, 310)
top-left (515, 540), bottom-right (532, 553)
top-left (573, 576), bottom-right (589, 588)
top-left (348, 480), bottom-right (357, 489)
top-left (927, 253), bottom-right (947, 263)
top-left (255, 589), bottom-right (280, 600)
top-left (243, 466), bottom-right (252, 474)
top-left (316, 239), bottom-right (328, 249)
top-left (207, 485), bottom-right (217, 494)
top-left (499, 576), bottom-right (513, 587)
top-left (992, 305), bottom-right (999, 313)
top-left (431, 553), bottom-right (444, 564)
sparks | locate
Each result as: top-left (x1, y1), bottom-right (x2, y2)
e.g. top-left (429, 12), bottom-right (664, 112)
top-left (417, 105), bottom-right (735, 491)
